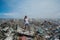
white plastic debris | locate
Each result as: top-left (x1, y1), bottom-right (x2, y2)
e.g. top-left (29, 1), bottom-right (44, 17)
top-left (5, 36), bottom-right (13, 40)
top-left (55, 38), bottom-right (59, 40)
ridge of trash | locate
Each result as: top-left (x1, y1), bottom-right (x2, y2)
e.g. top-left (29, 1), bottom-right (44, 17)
top-left (0, 19), bottom-right (60, 40)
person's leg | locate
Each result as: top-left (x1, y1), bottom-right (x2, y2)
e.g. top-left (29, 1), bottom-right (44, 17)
top-left (25, 24), bottom-right (26, 30)
top-left (24, 24), bottom-right (31, 32)
top-left (25, 24), bottom-right (28, 31)
top-left (23, 24), bottom-right (26, 32)
top-left (24, 24), bottom-right (28, 31)
top-left (27, 24), bottom-right (31, 32)
top-left (25, 24), bottom-right (29, 31)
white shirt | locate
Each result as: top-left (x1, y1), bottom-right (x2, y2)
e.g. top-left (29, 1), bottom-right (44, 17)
top-left (25, 18), bottom-right (29, 24)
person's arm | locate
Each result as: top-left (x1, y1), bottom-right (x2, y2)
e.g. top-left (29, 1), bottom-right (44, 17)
top-left (24, 18), bottom-right (25, 22)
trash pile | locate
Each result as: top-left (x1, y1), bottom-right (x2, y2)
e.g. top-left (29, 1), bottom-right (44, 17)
top-left (0, 19), bottom-right (60, 40)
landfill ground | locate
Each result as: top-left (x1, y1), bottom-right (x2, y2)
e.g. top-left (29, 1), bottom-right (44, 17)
top-left (0, 18), bottom-right (60, 40)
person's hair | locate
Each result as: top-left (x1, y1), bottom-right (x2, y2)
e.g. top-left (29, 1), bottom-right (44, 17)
top-left (24, 16), bottom-right (27, 19)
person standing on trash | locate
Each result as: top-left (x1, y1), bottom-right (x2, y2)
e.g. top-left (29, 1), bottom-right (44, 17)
top-left (24, 16), bottom-right (30, 32)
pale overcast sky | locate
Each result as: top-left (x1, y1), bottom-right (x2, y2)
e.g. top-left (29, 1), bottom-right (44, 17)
top-left (0, 0), bottom-right (60, 18)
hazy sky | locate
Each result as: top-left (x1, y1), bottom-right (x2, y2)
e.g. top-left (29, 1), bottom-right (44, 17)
top-left (0, 0), bottom-right (60, 18)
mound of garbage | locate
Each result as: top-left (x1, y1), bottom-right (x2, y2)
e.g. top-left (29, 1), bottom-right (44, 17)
top-left (0, 19), bottom-right (60, 40)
